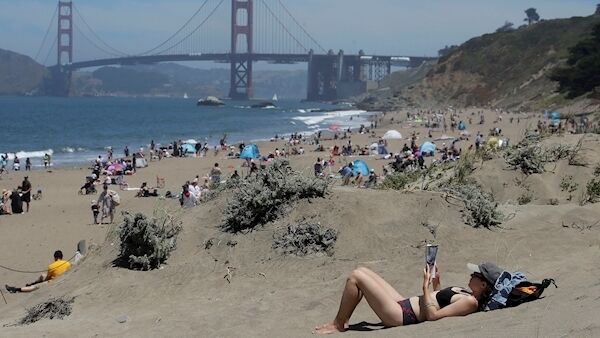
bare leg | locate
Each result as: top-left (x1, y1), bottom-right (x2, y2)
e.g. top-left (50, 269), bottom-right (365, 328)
top-left (357, 267), bottom-right (405, 302)
top-left (314, 268), bottom-right (404, 334)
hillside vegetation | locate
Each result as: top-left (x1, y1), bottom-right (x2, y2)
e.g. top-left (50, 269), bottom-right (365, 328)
top-left (364, 15), bottom-right (600, 111)
top-left (0, 49), bottom-right (46, 95)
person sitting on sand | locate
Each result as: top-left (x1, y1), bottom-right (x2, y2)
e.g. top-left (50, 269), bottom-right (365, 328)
top-left (136, 182), bottom-right (158, 197)
top-left (314, 262), bottom-right (501, 334)
top-left (5, 250), bottom-right (72, 293)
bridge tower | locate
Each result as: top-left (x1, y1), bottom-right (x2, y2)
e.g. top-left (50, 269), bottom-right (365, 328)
top-left (229, 0), bottom-right (254, 100)
top-left (57, 1), bottom-right (73, 65)
top-left (44, 0), bottom-right (73, 96)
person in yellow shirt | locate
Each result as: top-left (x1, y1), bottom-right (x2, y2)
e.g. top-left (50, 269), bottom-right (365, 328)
top-left (5, 250), bottom-right (71, 293)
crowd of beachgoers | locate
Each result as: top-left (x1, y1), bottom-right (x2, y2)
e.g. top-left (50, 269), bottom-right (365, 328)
top-left (2, 107), bottom-right (597, 220)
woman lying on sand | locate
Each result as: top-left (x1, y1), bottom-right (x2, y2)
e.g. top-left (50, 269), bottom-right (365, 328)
top-left (314, 262), bottom-right (502, 334)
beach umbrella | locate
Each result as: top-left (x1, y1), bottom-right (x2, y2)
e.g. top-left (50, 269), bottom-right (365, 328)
top-left (107, 163), bottom-right (124, 172)
top-left (420, 142), bottom-right (436, 155)
top-left (184, 139), bottom-right (198, 144)
top-left (240, 144), bottom-right (261, 159)
top-left (487, 137), bottom-right (500, 148)
top-left (351, 160), bottom-right (370, 176)
top-left (382, 130), bottom-right (402, 140)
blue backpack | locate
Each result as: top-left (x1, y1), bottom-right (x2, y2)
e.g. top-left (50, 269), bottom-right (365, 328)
top-left (485, 271), bottom-right (556, 311)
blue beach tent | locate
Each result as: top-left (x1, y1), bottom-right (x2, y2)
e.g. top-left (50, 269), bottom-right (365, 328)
top-left (351, 160), bottom-right (370, 176)
top-left (420, 142), bottom-right (436, 156)
top-left (550, 112), bottom-right (561, 126)
top-left (181, 143), bottom-right (196, 155)
top-left (240, 144), bottom-right (261, 159)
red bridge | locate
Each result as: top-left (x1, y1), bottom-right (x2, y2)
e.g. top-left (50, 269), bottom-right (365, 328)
top-left (41, 1), bottom-right (436, 100)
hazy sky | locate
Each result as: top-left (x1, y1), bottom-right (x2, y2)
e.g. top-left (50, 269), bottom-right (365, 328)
top-left (0, 0), bottom-right (597, 67)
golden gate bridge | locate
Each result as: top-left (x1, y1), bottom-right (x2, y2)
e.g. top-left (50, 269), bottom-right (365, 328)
top-left (38, 0), bottom-right (436, 100)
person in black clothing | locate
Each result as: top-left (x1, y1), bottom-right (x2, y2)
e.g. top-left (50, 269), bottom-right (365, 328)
top-left (10, 188), bottom-right (23, 214)
top-left (21, 176), bottom-right (32, 212)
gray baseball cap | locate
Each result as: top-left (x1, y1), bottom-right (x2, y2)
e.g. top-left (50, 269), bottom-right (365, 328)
top-left (467, 262), bottom-right (503, 285)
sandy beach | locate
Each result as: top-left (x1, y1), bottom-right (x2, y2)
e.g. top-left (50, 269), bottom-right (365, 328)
top-left (1, 108), bottom-right (599, 337)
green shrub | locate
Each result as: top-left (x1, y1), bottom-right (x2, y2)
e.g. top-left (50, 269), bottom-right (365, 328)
top-left (118, 211), bottom-right (182, 270)
top-left (517, 192), bottom-right (533, 205)
top-left (273, 221), bottom-right (337, 256)
top-left (441, 183), bottom-right (503, 228)
top-left (222, 159), bottom-right (329, 232)
top-left (586, 178), bottom-right (600, 203)
top-left (380, 170), bottom-right (421, 190)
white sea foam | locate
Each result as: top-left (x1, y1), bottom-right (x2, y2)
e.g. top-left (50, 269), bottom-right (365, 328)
top-left (61, 147), bottom-right (87, 153)
top-left (292, 109), bottom-right (367, 126)
top-left (2, 149), bottom-right (53, 160)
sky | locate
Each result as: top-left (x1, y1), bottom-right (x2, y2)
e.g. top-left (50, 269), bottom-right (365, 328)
top-left (0, 0), bottom-right (597, 68)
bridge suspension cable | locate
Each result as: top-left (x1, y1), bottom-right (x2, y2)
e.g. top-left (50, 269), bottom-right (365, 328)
top-left (74, 23), bottom-right (123, 58)
top-left (73, 4), bottom-right (129, 57)
top-left (35, 4), bottom-right (58, 63)
top-left (43, 36), bottom-right (58, 66)
top-left (137, 0), bottom-right (213, 56)
top-left (276, 0), bottom-right (326, 53)
top-left (154, 0), bottom-right (225, 55)
top-left (257, 0), bottom-right (308, 53)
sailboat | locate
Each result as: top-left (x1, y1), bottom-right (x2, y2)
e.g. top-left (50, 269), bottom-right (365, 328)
top-left (183, 93), bottom-right (189, 99)
top-left (272, 93), bottom-right (278, 102)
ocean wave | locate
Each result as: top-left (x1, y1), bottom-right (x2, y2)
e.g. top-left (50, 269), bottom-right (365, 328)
top-left (2, 149), bottom-right (53, 160)
top-left (61, 147), bottom-right (87, 153)
top-left (292, 109), bottom-right (367, 126)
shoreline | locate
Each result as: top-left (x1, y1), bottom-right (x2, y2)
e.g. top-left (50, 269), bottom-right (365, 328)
top-left (2, 108), bottom-right (378, 169)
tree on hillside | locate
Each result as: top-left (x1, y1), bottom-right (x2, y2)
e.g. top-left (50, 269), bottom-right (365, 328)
top-left (595, 4), bottom-right (600, 15)
top-left (524, 8), bottom-right (540, 25)
top-left (550, 23), bottom-right (600, 98)
top-left (438, 45), bottom-right (459, 57)
top-left (496, 21), bottom-right (515, 33)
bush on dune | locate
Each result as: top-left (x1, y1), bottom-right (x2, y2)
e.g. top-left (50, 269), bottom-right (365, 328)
top-left (222, 159), bottom-right (329, 233)
top-left (118, 211), bottom-right (182, 270)
top-left (273, 220), bottom-right (337, 256)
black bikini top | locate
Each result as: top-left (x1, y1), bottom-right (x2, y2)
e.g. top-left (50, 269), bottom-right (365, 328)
top-left (436, 287), bottom-right (470, 308)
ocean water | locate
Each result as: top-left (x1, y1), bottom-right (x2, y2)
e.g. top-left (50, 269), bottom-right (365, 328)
top-left (0, 96), bottom-right (372, 168)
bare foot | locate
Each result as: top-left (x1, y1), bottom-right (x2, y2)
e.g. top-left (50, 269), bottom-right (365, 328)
top-left (313, 321), bottom-right (347, 335)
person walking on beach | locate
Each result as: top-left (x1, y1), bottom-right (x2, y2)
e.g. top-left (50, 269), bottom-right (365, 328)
top-left (25, 157), bottom-right (32, 171)
top-left (21, 176), bottom-right (32, 212)
top-left (124, 146), bottom-right (130, 158)
top-left (1, 153), bottom-right (7, 172)
top-left (97, 183), bottom-right (117, 224)
top-left (43, 153), bottom-right (51, 168)
top-left (5, 250), bottom-right (72, 293)
top-left (12, 155), bottom-right (20, 171)
top-left (210, 163), bottom-right (222, 186)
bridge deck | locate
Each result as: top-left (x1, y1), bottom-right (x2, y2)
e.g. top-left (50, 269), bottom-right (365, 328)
top-left (58, 53), bottom-right (437, 70)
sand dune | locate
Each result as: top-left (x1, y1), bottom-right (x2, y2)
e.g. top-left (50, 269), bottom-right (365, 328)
top-left (1, 109), bottom-right (599, 337)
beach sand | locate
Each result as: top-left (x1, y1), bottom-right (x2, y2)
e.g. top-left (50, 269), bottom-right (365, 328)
top-left (1, 108), bottom-right (599, 337)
